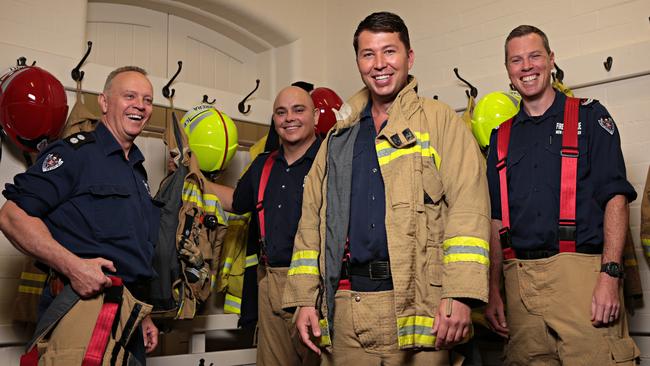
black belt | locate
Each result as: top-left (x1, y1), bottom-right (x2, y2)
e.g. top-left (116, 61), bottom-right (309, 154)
top-left (515, 246), bottom-right (602, 260)
top-left (340, 261), bottom-right (391, 280)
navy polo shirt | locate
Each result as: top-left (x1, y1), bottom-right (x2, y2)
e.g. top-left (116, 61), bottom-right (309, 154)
top-left (486, 91), bottom-right (636, 252)
top-left (232, 139), bottom-right (321, 267)
top-left (348, 101), bottom-right (389, 264)
top-left (3, 122), bottom-right (159, 283)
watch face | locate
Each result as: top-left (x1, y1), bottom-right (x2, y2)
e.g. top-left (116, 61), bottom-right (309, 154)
top-left (603, 262), bottom-right (623, 278)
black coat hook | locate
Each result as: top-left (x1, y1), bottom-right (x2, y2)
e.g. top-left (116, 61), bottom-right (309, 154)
top-left (453, 67), bottom-right (478, 98)
top-left (433, 95), bottom-right (438, 100)
top-left (71, 41), bottom-right (93, 82)
top-left (16, 57), bottom-right (36, 67)
top-left (202, 94), bottom-right (216, 104)
top-left (238, 79), bottom-right (260, 114)
top-left (553, 63), bottom-right (565, 83)
top-left (603, 56), bottom-right (613, 72)
top-left (163, 61), bottom-right (183, 99)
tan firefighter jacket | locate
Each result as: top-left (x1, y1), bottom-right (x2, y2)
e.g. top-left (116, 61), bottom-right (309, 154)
top-left (282, 76), bottom-right (490, 350)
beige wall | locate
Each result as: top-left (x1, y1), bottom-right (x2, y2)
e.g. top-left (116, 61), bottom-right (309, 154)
top-left (0, 0), bottom-right (649, 363)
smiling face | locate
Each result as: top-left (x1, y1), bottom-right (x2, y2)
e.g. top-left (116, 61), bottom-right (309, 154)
top-left (505, 33), bottom-right (555, 103)
top-left (356, 30), bottom-right (414, 105)
top-left (272, 86), bottom-right (319, 147)
top-left (98, 71), bottom-right (153, 151)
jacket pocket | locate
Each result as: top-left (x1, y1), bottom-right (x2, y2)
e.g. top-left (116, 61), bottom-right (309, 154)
top-left (87, 184), bottom-right (134, 240)
top-left (421, 158), bottom-right (445, 243)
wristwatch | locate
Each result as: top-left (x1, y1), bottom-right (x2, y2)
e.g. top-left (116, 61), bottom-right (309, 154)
top-left (600, 262), bottom-right (624, 278)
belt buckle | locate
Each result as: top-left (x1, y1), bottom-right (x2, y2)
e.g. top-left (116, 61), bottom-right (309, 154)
top-left (369, 261), bottom-right (389, 280)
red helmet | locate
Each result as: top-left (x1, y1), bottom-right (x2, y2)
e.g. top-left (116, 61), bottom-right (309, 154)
top-left (0, 66), bottom-right (68, 152)
top-left (311, 87), bottom-right (343, 137)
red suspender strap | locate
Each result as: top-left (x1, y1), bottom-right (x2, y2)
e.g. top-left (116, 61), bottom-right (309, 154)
top-left (257, 151), bottom-right (278, 264)
top-left (558, 97), bottom-right (580, 253)
top-left (496, 119), bottom-right (516, 260)
top-left (81, 276), bottom-right (124, 366)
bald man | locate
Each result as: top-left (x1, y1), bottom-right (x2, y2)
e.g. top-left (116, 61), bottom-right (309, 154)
top-left (211, 86), bottom-right (321, 365)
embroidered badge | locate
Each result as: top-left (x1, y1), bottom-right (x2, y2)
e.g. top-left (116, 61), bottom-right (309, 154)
top-left (598, 117), bottom-right (615, 135)
top-left (42, 153), bottom-right (64, 172)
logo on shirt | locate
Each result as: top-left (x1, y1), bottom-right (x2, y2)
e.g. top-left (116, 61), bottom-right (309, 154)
top-left (555, 121), bottom-right (583, 135)
top-left (598, 116), bottom-right (616, 135)
top-left (42, 153), bottom-right (64, 172)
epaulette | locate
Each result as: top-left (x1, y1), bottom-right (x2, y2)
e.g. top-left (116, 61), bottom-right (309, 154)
top-left (580, 98), bottom-right (597, 107)
top-left (64, 131), bottom-right (95, 149)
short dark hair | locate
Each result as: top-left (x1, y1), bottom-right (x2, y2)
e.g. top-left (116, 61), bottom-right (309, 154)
top-left (353, 12), bottom-right (410, 54)
top-left (103, 66), bottom-right (148, 93)
top-left (505, 25), bottom-right (551, 62)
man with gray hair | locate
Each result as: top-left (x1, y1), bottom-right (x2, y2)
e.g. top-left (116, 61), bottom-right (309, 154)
top-left (0, 66), bottom-right (159, 364)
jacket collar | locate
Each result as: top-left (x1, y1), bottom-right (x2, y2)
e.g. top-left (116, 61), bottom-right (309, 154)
top-left (332, 76), bottom-right (421, 148)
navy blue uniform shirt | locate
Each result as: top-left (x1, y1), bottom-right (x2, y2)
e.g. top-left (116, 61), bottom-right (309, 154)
top-left (486, 91), bottom-right (636, 252)
top-left (232, 139), bottom-right (321, 267)
top-left (349, 101), bottom-right (390, 264)
top-left (3, 122), bottom-right (160, 283)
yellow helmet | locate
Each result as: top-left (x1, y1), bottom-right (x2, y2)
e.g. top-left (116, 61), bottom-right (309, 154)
top-left (181, 104), bottom-right (239, 172)
top-left (471, 91), bottom-right (521, 149)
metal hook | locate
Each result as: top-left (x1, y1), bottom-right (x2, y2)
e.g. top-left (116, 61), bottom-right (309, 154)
top-left (16, 57), bottom-right (36, 67)
top-left (553, 63), bottom-right (565, 83)
top-left (163, 61), bottom-right (183, 99)
top-left (71, 41), bottom-right (92, 82)
top-left (603, 56), bottom-right (613, 72)
top-left (202, 94), bottom-right (216, 104)
top-left (453, 67), bottom-right (478, 98)
top-left (433, 95), bottom-right (439, 100)
top-left (238, 79), bottom-right (260, 114)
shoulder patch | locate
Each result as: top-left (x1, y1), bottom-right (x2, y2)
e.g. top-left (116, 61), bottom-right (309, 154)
top-left (580, 98), bottom-right (597, 107)
top-left (65, 132), bottom-right (95, 149)
top-left (598, 116), bottom-right (616, 135)
top-left (42, 153), bottom-right (64, 172)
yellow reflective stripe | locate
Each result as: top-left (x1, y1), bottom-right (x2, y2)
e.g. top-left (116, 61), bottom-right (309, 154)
top-left (222, 257), bottom-right (234, 274)
top-left (443, 237), bottom-right (489, 266)
top-left (288, 250), bottom-right (319, 276)
top-left (18, 285), bottom-right (43, 295)
top-left (245, 254), bottom-right (258, 268)
top-left (319, 318), bottom-right (331, 346)
top-left (397, 315), bottom-right (435, 347)
top-left (182, 182), bottom-right (227, 225)
top-left (20, 272), bottom-right (47, 282)
top-left (376, 131), bottom-right (441, 169)
top-left (224, 293), bottom-right (242, 314)
top-left (211, 273), bottom-right (217, 290)
top-left (624, 258), bottom-right (637, 267)
top-left (642, 239), bottom-right (650, 258)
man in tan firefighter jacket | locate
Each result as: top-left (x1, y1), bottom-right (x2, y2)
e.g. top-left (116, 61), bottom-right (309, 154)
top-left (209, 86), bottom-right (321, 366)
top-left (282, 12), bottom-right (490, 365)
top-left (0, 66), bottom-right (159, 364)
top-left (485, 25), bottom-right (639, 364)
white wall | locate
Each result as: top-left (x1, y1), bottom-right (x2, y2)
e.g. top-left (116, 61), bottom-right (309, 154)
top-left (0, 0), bottom-right (649, 363)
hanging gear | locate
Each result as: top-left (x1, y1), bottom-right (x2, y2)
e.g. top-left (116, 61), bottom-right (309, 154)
top-left (150, 110), bottom-right (228, 319)
top-left (0, 66), bottom-right (68, 152)
top-left (181, 104), bottom-right (239, 173)
top-left (311, 87), bottom-right (343, 138)
top-left (471, 91), bottom-right (521, 150)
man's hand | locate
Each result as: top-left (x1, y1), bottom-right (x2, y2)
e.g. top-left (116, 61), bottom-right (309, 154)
top-left (141, 315), bottom-right (159, 353)
top-left (295, 306), bottom-right (321, 355)
top-left (66, 257), bottom-right (115, 298)
top-left (591, 273), bottom-right (621, 326)
top-left (432, 298), bottom-right (472, 350)
top-left (485, 289), bottom-right (509, 338)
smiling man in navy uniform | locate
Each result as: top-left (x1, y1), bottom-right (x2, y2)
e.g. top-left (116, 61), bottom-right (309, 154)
top-left (0, 66), bottom-right (160, 363)
top-left (485, 25), bottom-right (640, 365)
